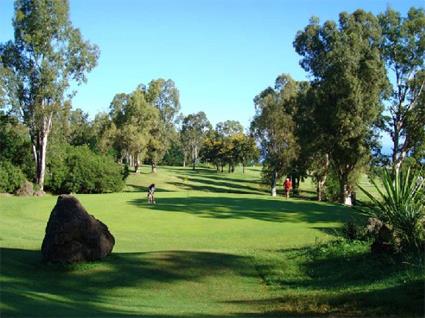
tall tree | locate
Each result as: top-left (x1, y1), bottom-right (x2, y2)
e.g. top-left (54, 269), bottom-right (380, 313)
top-left (0, 0), bottom-right (99, 190)
top-left (109, 88), bottom-right (159, 171)
top-left (181, 112), bottom-right (211, 170)
top-left (215, 120), bottom-right (244, 172)
top-left (251, 74), bottom-right (300, 196)
top-left (378, 8), bottom-right (425, 171)
top-left (294, 10), bottom-right (388, 204)
top-left (146, 79), bottom-right (181, 172)
top-left (232, 133), bottom-right (259, 174)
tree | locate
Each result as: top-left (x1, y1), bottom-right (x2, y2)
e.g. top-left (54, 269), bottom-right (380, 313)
top-left (0, 0), bottom-right (99, 190)
top-left (109, 88), bottom-right (159, 171)
top-left (145, 79), bottom-right (181, 172)
top-left (232, 133), bottom-right (259, 173)
top-left (0, 112), bottom-right (34, 179)
top-left (251, 74), bottom-right (300, 196)
top-left (378, 8), bottom-right (425, 171)
top-left (67, 108), bottom-right (96, 148)
top-left (181, 112), bottom-right (212, 170)
top-left (294, 10), bottom-right (388, 204)
top-left (214, 120), bottom-right (244, 172)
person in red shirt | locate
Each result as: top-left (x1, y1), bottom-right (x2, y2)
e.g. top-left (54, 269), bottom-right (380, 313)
top-left (283, 177), bottom-right (292, 199)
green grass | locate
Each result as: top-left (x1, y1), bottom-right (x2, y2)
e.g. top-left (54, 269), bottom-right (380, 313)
top-left (1, 166), bottom-right (424, 317)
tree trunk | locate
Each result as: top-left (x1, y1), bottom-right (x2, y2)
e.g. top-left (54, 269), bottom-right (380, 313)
top-left (271, 171), bottom-right (277, 197)
top-left (339, 174), bottom-right (352, 206)
top-left (394, 150), bottom-right (406, 173)
top-left (151, 162), bottom-right (157, 173)
top-left (317, 178), bottom-right (326, 201)
top-left (242, 164), bottom-right (245, 174)
top-left (34, 113), bottom-right (52, 191)
top-left (228, 164), bottom-right (231, 173)
top-left (134, 154), bottom-right (140, 173)
top-left (316, 154), bottom-right (329, 201)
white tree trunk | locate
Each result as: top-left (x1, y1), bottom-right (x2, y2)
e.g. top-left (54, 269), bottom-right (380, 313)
top-left (35, 113), bottom-right (52, 191)
top-left (271, 171), bottom-right (277, 197)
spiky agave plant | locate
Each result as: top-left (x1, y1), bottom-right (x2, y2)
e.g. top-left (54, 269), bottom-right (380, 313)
top-left (358, 168), bottom-right (425, 253)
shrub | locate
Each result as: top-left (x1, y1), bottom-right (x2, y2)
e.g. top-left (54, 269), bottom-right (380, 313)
top-left (342, 219), bottom-right (367, 241)
top-left (45, 145), bottom-right (124, 194)
top-left (0, 161), bottom-right (26, 193)
top-left (357, 168), bottom-right (425, 254)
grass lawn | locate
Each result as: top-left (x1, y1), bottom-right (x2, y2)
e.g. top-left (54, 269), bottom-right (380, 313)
top-left (0, 166), bottom-right (423, 317)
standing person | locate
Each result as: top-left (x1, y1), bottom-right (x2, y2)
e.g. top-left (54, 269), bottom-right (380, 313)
top-left (147, 183), bottom-right (156, 204)
top-left (283, 177), bottom-right (292, 199)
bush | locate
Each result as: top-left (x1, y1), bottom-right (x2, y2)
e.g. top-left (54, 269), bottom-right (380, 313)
top-left (324, 169), bottom-right (340, 202)
top-left (45, 145), bottom-right (124, 194)
top-left (0, 161), bottom-right (26, 193)
top-left (357, 168), bottom-right (425, 255)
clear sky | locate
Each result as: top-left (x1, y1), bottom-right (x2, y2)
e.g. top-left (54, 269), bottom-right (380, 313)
top-left (0, 0), bottom-right (423, 136)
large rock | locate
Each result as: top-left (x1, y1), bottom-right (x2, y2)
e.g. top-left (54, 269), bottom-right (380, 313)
top-left (41, 195), bottom-right (115, 263)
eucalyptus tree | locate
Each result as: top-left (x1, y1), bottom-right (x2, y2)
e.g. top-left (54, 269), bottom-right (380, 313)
top-left (181, 112), bottom-right (212, 170)
top-left (251, 74), bottom-right (299, 196)
top-left (215, 120), bottom-right (244, 172)
top-left (232, 133), bottom-right (259, 174)
top-left (146, 79), bottom-right (181, 172)
top-left (378, 8), bottom-right (425, 171)
top-left (109, 88), bottom-right (159, 171)
top-left (0, 0), bottom-right (99, 190)
top-left (294, 10), bottom-right (388, 204)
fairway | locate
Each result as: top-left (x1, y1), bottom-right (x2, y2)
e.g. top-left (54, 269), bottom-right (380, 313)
top-left (0, 167), bottom-right (423, 317)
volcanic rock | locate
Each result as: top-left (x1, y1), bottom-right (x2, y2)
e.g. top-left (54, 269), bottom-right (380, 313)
top-left (41, 195), bottom-right (115, 263)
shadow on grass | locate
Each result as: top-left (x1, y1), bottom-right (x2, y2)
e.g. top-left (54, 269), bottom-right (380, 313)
top-left (124, 184), bottom-right (172, 193)
top-left (250, 244), bottom-right (425, 317)
top-left (172, 175), bottom-right (266, 195)
top-left (128, 196), bottom-right (351, 223)
top-left (225, 279), bottom-right (424, 318)
top-left (0, 247), bottom-right (257, 317)
top-left (166, 167), bottom-right (263, 186)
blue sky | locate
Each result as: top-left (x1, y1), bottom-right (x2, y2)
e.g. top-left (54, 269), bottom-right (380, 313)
top-left (0, 0), bottom-right (423, 140)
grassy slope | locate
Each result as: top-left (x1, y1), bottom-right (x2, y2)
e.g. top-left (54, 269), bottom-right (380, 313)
top-left (0, 166), bottom-right (423, 317)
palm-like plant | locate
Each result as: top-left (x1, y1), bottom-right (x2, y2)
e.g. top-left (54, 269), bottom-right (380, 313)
top-left (358, 168), bottom-right (425, 253)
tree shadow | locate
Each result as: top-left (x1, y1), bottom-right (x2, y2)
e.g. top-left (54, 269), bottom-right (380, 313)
top-left (124, 184), bottom-right (172, 193)
top-left (166, 167), bottom-right (263, 186)
top-left (0, 247), bottom-right (257, 317)
top-left (171, 175), bottom-right (266, 195)
top-left (224, 280), bottom-right (424, 318)
top-left (246, 245), bottom-right (425, 317)
top-left (128, 196), bottom-right (351, 223)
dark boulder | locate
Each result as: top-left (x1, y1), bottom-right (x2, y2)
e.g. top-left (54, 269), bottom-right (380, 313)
top-left (366, 218), bottom-right (395, 254)
top-left (41, 195), bottom-right (115, 263)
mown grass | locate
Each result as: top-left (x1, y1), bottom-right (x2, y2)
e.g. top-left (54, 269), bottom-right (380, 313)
top-left (0, 165), bottom-right (423, 317)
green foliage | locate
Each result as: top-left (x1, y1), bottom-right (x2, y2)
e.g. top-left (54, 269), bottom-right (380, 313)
top-left (324, 168), bottom-right (341, 202)
top-left (0, 113), bottom-right (34, 180)
top-left (0, 160), bottom-right (26, 193)
top-left (161, 140), bottom-right (184, 166)
top-left (358, 168), bottom-right (425, 254)
top-left (45, 145), bottom-right (124, 194)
